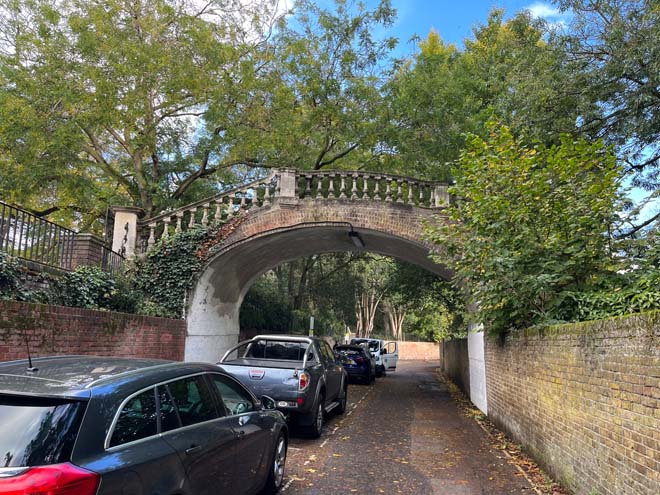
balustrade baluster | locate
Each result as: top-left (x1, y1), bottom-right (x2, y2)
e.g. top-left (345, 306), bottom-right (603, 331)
top-left (304, 175), bottom-right (312, 198)
top-left (374, 177), bottom-right (381, 200)
top-left (147, 223), bottom-right (156, 249)
top-left (339, 174), bottom-right (347, 199)
top-left (362, 174), bottom-right (369, 199)
top-left (263, 183), bottom-right (271, 205)
top-left (408, 182), bottom-right (414, 204)
top-left (385, 180), bottom-right (392, 202)
top-left (419, 185), bottom-right (424, 206)
top-left (316, 177), bottom-right (323, 198)
top-left (162, 217), bottom-right (171, 239)
top-left (351, 173), bottom-right (358, 200)
top-left (328, 174), bottom-right (335, 197)
top-left (187, 208), bottom-right (197, 228)
top-left (201, 204), bottom-right (210, 226)
top-left (214, 200), bottom-right (224, 221)
top-left (430, 186), bottom-right (436, 207)
top-left (396, 180), bottom-right (404, 203)
top-left (175, 212), bottom-right (183, 233)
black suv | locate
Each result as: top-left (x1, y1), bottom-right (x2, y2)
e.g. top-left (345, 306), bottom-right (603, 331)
top-left (0, 356), bottom-right (288, 495)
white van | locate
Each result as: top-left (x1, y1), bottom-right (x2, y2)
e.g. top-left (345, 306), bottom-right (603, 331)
top-left (350, 338), bottom-right (399, 376)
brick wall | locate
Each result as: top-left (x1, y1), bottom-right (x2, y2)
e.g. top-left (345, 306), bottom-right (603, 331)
top-left (485, 315), bottom-right (660, 495)
top-left (0, 301), bottom-right (186, 362)
top-left (397, 341), bottom-right (440, 360)
top-left (439, 339), bottom-right (470, 396)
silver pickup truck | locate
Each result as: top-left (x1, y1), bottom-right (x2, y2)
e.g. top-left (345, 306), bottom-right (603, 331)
top-left (218, 335), bottom-right (348, 438)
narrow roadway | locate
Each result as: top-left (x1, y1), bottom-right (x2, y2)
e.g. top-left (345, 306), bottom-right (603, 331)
top-left (281, 360), bottom-right (534, 495)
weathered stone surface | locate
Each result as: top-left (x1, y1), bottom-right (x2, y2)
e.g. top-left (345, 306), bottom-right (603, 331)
top-left (186, 199), bottom-right (451, 362)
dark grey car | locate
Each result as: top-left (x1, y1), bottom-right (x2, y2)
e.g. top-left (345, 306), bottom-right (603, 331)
top-left (0, 356), bottom-right (288, 495)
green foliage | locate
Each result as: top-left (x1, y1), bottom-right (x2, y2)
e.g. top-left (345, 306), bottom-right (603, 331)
top-left (51, 265), bottom-right (138, 312)
top-left (383, 10), bottom-right (582, 179)
top-left (556, 0), bottom-right (660, 188)
top-left (0, 250), bottom-right (20, 298)
top-left (240, 276), bottom-right (294, 333)
top-left (0, 0), bottom-right (278, 224)
top-left (427, 123), bottom-right (622, 334)
top-left (132, 227), bottom-right (211, 318)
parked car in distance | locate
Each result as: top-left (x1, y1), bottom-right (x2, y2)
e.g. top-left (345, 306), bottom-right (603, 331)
top-left (219, 335), bottom-right (348, 438)
top-left (0, 356), bottom-right (288, 495)
top-left (350, 338), bottom-right (399, 376)
top-left (335, 344), bottom-right (376, 384)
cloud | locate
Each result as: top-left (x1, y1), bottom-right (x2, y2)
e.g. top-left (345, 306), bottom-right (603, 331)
top-left (525, 2), bottom-right (572, 28)
top-left (526, 2), bottom-right (561, 18)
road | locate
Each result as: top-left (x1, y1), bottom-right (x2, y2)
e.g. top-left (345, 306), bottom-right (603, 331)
top-left (280, 360), bottom-right (535, 495)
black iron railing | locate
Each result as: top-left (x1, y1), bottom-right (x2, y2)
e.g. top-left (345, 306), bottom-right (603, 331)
top-left (0, 200), bottom-right (124, 273)
top-left (0, 200), bottom-right (75, 270)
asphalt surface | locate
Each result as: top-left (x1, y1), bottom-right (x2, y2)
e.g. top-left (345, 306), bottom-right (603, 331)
top-left (280, 360), bottom-right (535, 495)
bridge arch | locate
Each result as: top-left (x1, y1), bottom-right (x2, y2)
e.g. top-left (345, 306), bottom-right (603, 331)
top-left (127, 169), bottom-right (452, 362)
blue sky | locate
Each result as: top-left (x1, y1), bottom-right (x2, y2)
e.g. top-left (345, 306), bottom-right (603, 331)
top-left (382, 0), bottom-right (564, 53)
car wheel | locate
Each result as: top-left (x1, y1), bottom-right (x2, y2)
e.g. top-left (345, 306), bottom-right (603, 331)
top-left (337, 384), bottom-right (348, 415)
top-left (263, 433), bottom-right (287, 494)
top-left (308, 397), bottom-right (324, 438)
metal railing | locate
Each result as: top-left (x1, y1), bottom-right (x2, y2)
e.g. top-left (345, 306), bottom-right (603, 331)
top-left (0, 200), bottom-right (125, 273)
top-left (0, 200), bottom-right (75, 270)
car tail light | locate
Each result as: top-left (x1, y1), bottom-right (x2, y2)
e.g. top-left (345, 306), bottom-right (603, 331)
top-left (354, 357), bottom-right (365, 364)
top-left (0, 463), bottom-right (100, 495)
top-left (298, 371), bottom-right (311, 392)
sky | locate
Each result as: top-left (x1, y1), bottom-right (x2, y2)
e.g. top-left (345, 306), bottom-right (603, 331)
top-left (379, 0), bottom-right (567, 54)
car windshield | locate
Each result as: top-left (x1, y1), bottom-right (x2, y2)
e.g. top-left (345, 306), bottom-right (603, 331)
top-left (246, 340), bottom-right (310, 361)
top-left (0, 395), bottom-right (86, 467)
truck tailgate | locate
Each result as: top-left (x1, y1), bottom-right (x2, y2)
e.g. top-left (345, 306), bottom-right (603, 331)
top-left (219, 360), bottom-right (301, 400)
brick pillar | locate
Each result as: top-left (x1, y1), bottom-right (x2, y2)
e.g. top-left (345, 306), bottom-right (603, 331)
top-left (70, 233), bottom-right (106, 269)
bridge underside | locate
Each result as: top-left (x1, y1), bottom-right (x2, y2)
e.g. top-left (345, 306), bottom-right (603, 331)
top-left (185, 222), bottom-right (450, 362)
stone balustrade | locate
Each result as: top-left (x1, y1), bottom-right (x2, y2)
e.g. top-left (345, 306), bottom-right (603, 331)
top-left (130, 169), bottom-right (449, 253)
top-left (294, 170), bottom-right (448, 208)
top-left (136, 172), bottom-right (279, 252)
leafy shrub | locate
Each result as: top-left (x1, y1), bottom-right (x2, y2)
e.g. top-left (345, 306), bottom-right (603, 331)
top-left (0, 251), bottom-right (20, 298)
top-left (52, 266), bottom-right (117, 309)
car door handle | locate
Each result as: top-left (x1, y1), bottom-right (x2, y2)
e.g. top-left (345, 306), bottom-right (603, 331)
top-left (185, 445), bottom-right (203, 455)
top-left (236, 430), bottom-right (246, 439)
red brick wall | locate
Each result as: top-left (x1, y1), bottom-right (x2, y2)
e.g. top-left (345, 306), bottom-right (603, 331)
top-left (485, 315), bottom-right (660, 495)
top-left (0, 301), bottom-right (185, 362)
top-left (398, 341), bottom-right (439, 360)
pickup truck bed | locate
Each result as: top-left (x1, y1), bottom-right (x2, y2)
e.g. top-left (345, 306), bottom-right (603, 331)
top-left (219, 335), bottom-right (348, 438)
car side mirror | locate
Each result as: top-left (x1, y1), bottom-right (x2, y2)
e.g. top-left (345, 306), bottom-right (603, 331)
top-left (261, 395), bottom-right (277, 410)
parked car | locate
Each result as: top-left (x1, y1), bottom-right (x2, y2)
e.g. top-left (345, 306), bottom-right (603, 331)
top-left (0, 356), bottom-right (288, 495)
top-left (350, 338), bottom-right (399, 376)
top-left (334, 344), bottom-right (376, 383)
top-left (219, 335), bottom-right (348, 438)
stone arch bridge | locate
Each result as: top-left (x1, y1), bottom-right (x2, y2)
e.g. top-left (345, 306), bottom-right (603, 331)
top-left (112, 169), bottom-right (452, 363)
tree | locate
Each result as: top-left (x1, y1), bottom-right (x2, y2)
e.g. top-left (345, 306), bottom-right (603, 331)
top-left (0, 0), bottom-right (278, 226)
top-left (228, 0), bottom-right (396, 172)
top-left (0, 0), bottom-right (398, 228)
top-left (555, 1), bottom-right (660, 187)
top-left (427, 122), bottom-right (621, 334)
top-left (383, 10), bottom-right (584, 179)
